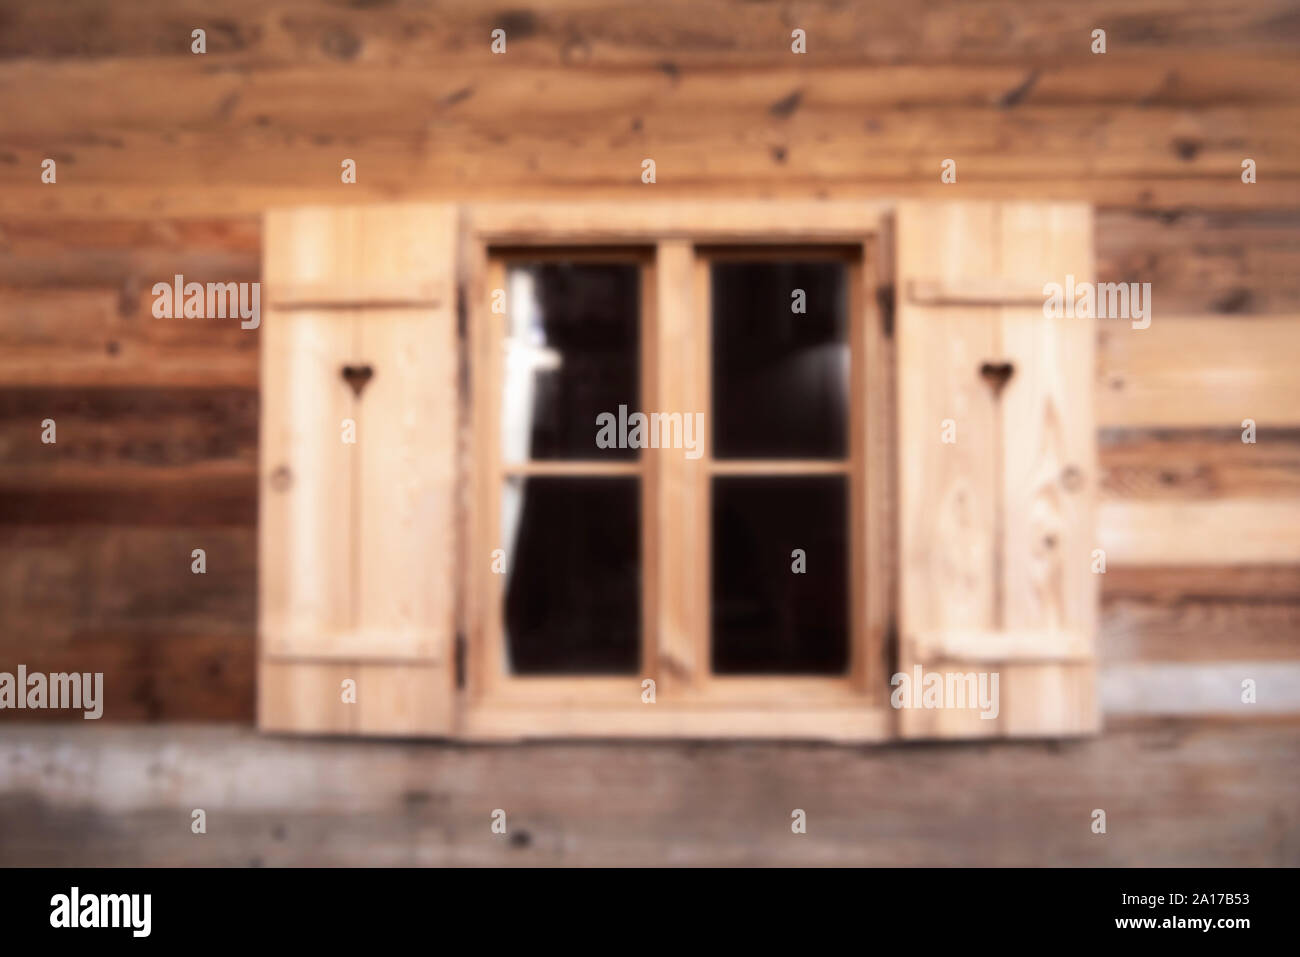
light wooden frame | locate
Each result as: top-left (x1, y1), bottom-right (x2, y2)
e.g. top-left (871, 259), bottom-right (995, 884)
top-left (474, 245), bottom-right (658, 707)
top-left (464, 202), bottom-right (894, 741)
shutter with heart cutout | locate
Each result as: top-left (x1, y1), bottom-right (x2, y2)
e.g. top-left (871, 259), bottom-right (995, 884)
top-left (895, 202), bottom-right (1099, 738)
top-left (258, 204), bottom-right (459, 736)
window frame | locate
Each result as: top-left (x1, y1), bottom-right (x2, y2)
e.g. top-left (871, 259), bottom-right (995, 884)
top-left (463, 202), bottom-right (895, 740)
top-left (474, 246), bottom-right (658, 705)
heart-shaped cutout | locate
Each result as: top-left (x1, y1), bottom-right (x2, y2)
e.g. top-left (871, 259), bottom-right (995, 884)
top-left (341, 364), bottom-right (374, 398)
top-left (978, 361), bottom-right (1015, 396)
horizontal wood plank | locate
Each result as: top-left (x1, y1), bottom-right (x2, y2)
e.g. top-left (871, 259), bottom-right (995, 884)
top-left (1102, 565), bottom-right (1300, 662)
top-left (1098, 316), bottom-right (1300, 427)
top-left (0, 525), bottom-right (255, 644)
top-left (6, 180), bottom-right (1298, 220)
top-left (1099, 500), bottom-right (1300, 565)
top-left (0, 634), bottom-right (254, 722)
top-left (3, 107), bottom-right (1297, 188)
top-left (1101, 662), bottom-right (1300, 714)
top-left (0, 220), bottom-right (260, 386)
top-left (0, 387), bottom-right (257, 467)
top-left (0, 469), bottom-right (256, 526)
top-left (2, 0), bottom-right (1297, 65)
top-left (0, 219), bottom-right (259, 286)
top-left (1096, 209), bottom-right (1300, 316)
top-left (1, 721), bottom-right (1296, 865)
top-left (1100, 428), bottom-right (1300, 499)
top-left (0, 525), bottom-right (255, 721)
top-left (4, 59), bottom-right (1300, 140)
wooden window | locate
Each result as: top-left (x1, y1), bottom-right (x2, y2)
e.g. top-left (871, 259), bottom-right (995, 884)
top-left (259, 201), bottom-right (1098, 741)
top-left (465, 207), bottom-right (892, 739)
top-left (473, 248), bottom-right (655, 703)
top-left (704, 249), bottom-right (857, 681)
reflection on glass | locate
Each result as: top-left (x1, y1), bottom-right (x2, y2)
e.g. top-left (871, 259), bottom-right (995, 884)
top-left (503, 476), bottom-right (641, 674)
top-left (502, 262), bottom-right (640, 462)
top-left (711, 260), bottom-right (848, 459)
top-left (711, 476), bottom-right (849, 675)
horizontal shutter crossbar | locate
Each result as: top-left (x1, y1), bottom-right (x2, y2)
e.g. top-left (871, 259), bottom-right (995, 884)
top-left (907, 277), bottom-right (1048, 307)
top-left (264, 630), bottom-right (447, 663)
top-left (912, 628), bottom-right (1093, 663)
top-left (268, 280), bottom-right (444, 310)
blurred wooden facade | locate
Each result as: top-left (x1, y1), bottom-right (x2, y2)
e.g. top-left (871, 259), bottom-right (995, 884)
top-left (0, 1), bottom-right (1297, 863)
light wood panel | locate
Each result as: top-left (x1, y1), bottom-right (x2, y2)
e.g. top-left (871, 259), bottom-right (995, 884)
top-left (653, 240), bottom-right (706, 687)
top-left (1100, 500), bottom-right (1300, 565)
top-left (1098, 316), bottom-right (1300, 427)
top-left (259, 203), bottom-right (459, 735)
top-left (1096, 427), bottom-right (1300, 567)
top-left (896, 201), bottom-right (1098, 738)
top-left (257, 305), bottom-right (355, 654)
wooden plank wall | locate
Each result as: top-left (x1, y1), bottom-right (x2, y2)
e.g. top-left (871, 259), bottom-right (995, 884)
top-left (3, 720), bottom-right (1298, 865)
top-left (0, 0), bottom-right (1297, 721)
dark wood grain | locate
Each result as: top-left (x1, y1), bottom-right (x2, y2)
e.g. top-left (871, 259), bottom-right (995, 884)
top-left (1096, 209), bottom-right (1300, 316)
top-left (1100, 428), bottom-right (1300, 499)
top-left (2, 0), bottom-right (1298, 64)
top-left (0, 525), bottom-right (256, 720)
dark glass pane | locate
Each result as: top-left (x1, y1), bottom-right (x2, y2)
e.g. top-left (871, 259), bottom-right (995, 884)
top-left (711, 476), bottom-right (848, 675)
top-left (503, 477), bottom-right (640, 674)
top-left (711, 260), bottom-right (849, 458)
top-left (503, 262), bottom-right (640, 462)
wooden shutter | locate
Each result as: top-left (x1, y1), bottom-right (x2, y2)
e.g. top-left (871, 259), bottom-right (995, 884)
top-left (895, 202), bottom-right (1098, 738)
top-left (258, 204), bottom-right (459, 736)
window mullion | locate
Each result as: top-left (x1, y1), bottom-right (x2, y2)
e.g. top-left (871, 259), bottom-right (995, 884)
top-left (650, 240), bottom-right (710, 696)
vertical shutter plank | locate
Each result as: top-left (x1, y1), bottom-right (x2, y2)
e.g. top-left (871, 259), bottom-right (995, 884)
top-left (897, 204), bottom-right (999, 649)
top-left (997, 205), bottom-right (1097, 650)
top-left (355, 308), bottom-right (454, 662)
top-left (261, 210), bottom-right (357, 655)
top-left (259, 661), bottom-right (355, 734)
top-left (356, 664), bottom-right (451, 735)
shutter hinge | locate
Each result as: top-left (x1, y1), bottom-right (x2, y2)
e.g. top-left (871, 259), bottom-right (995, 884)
top-left (883, 616), bottom-right (900, 673)
top-left (455, 279), bottom-right (468, 340)
top-left (877, 284), bottom-right (895, 338)
top-left (454, 631), bottom-right (467, 688)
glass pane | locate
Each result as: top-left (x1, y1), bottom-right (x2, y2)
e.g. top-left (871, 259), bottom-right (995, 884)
top-left (502, 262), bottom-right (640, 462)
top-left (711, 260), bottom-right (849, 459)
top-left (503, 476), bottom-right (641, 674)
top-left (711, 476), bottom-right (848, 675)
